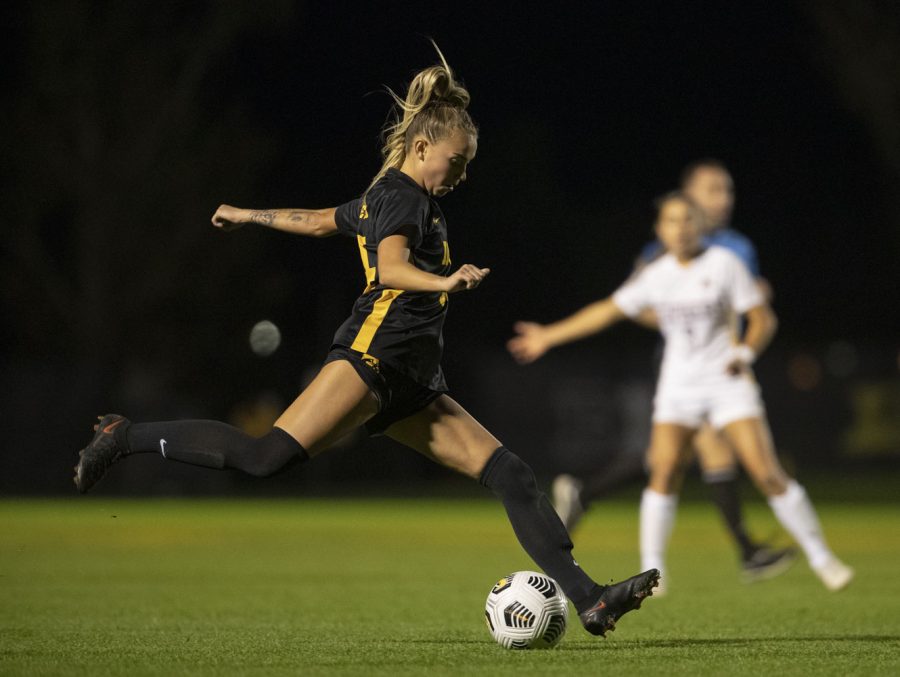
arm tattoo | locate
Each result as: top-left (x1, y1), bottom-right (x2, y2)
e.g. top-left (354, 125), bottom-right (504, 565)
top-left (288, 211), bottom-right (309, 223)
top-left (249, 210), bottom-right (276, 226)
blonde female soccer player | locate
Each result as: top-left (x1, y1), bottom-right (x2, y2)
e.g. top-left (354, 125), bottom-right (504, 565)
top-left (509, 191), bottom-right (853, 593)
top-left (74, 46), bottom-right (658, 636)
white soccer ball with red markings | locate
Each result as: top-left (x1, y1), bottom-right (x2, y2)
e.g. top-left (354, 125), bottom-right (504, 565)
top-left (484, 570), bottom-right (569, 649)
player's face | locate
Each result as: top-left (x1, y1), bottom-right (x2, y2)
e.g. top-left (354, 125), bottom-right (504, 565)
top-left (655, 198), bottom-right (703, 259)
top-left (422, 129), bottom-right (477, 197)
top-left (683, 167), bottom-right (734, 230)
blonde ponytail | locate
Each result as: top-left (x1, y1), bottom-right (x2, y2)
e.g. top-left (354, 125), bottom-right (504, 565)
top-left (365, 42), bottom-right (477, 196)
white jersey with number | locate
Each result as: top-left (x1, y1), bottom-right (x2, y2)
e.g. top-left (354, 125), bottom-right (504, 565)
top-left (612, 246), bottom-right (763, 393)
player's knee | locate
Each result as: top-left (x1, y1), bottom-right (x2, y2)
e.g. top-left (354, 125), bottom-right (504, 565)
top-left (649, 463), bottom-right (686, 494)
top-left (244, 429), bottom-right (308, 478)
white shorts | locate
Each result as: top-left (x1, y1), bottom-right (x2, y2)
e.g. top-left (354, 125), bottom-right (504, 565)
top-left (652, 375), bottom-right (765, 430)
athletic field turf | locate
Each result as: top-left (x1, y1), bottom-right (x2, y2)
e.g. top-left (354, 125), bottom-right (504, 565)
top-left (2, 497), bottom-right (898, 676)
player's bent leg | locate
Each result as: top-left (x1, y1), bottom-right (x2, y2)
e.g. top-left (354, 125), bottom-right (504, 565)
top-left (273, 359), bottom-right (380, 455)
top-left (723, 416), bottom-right (853, 590)
top-left (385, 396), bottom-right (659, 636)
top-left (383, 394), bottom-right (500, 478)
top-left (74, 413), bottom-right (311, 492)
top-left (712, 417), bottom-right (797, 580)
top-left (720, 417), bottom-right (789, 496)
top-left (646, 423), bottom-right (695, 495)
top-left (694, 423), bottom-right (736, 475)
top-left (386, 396), bottom-right (589, 599)
top-left (695, 423), bottom-right (765, 565)
top-left (74, 360), bottom-right (379, 493)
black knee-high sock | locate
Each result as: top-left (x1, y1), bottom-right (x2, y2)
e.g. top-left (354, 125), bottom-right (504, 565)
top-left (122, 420), bottom-right (308, 478)
top-left (480, 447), bottom-right (602, 611)
top-left (705, 469), bottom-right (757, 560)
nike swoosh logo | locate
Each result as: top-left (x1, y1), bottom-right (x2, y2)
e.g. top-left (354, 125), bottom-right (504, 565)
top-left (159, 439), bottom-right (167, 458)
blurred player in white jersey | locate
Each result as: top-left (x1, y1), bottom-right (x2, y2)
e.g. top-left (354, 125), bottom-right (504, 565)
top-left (553, 159), bottom-right (795, 583)
top-left (509, 191), bottom-right (853, 593)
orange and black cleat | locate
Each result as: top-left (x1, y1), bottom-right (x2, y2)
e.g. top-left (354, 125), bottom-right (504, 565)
top-left (73, 414), bottom-right (129, 494)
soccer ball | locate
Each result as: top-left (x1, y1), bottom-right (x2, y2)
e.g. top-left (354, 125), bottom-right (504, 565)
top-left (484, 571), bottom-right (569, 649)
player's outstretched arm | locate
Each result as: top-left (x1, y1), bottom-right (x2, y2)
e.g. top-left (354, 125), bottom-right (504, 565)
top-left (211, 204), bottom-right (339, 237)
top-left (508, 298), bottom-right (626, 364)
top-left (632, 308), bottom-right (660, 330)
top-left (378, 231), bottom-right (490, 293)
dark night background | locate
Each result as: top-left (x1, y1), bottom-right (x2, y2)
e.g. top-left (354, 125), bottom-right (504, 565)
top-left (2, 1), bottom-right (899, 495)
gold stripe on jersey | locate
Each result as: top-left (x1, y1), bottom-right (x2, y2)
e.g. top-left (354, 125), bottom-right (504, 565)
top-left (439, 240), bottom-right (450, 306)
top-left (350, 288), bottom-right (403, 354)
top-left (356, 235), bottom-right (377, 292)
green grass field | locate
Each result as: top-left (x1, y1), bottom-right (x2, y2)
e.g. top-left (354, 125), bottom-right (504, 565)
top-left (2, 496), bottom-right (898, 676)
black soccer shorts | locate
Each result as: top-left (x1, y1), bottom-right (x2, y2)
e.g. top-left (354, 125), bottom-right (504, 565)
top-left (323, 346), bottom-right (444, 435)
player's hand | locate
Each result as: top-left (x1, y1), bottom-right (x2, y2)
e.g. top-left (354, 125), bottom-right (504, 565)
top-left (507, 321), bottom-right (551, 364)
top-left (211, 204), bottom-right (245, 231)
top-left (444, 264), bottom-right (490, 293)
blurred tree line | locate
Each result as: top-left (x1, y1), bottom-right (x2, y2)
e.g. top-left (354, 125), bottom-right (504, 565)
top-left (2, 1), bottom-right (897, 494)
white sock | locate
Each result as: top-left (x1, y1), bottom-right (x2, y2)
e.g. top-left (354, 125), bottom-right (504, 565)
top-left (640, 488), bottom-right (678, 575)
top-left (767, 480), bottom-right (834, 569)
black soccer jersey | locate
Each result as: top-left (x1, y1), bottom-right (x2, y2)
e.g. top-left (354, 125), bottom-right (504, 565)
top-left (332, 168), bottom-right (451, 391)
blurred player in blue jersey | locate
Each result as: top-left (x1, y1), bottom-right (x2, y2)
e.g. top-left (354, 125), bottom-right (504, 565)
top-left (511, 191), bottom-right (853, 594)
top-left (553, 159), bottom-right (796, 584)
